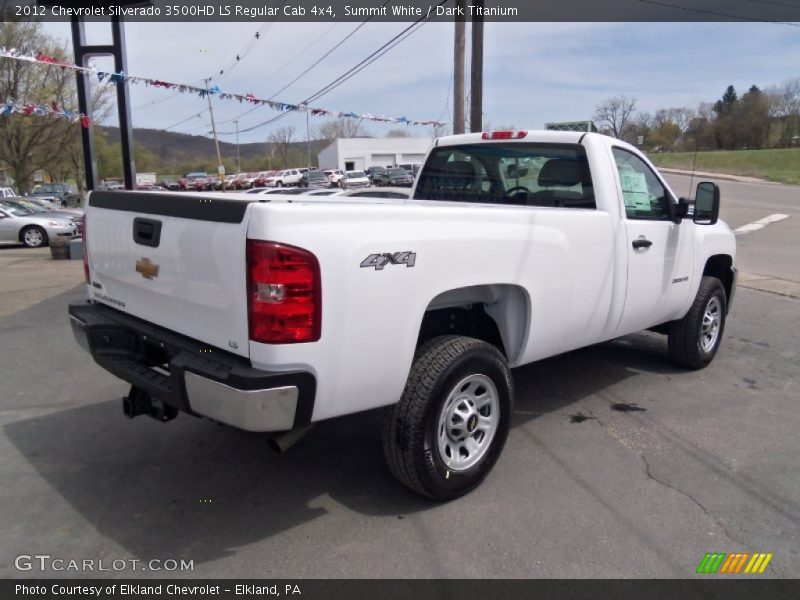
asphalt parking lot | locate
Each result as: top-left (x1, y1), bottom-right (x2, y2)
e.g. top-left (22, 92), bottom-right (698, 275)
top-left (0, 177), bottom-right (798, 579)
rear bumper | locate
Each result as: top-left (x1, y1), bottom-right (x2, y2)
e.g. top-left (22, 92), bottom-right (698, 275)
top-left (68, 302), bottom-right (315, 432)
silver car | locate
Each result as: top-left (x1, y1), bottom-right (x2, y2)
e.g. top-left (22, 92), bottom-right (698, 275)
top-left (7, 198), bottom-right (84, 233)
top-left (0, 200), bottom-right (77, 248)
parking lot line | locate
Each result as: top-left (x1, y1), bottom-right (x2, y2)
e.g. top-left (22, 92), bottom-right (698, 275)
top-left (734, 213), bottom-right (790, 234)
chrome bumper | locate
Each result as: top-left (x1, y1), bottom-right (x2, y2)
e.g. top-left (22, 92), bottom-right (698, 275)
top-left (68, 302), bottom-right (315, 433)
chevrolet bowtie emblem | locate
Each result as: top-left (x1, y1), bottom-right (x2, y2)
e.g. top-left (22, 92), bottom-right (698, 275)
top-left (135, 257), bottom-right (159, 279)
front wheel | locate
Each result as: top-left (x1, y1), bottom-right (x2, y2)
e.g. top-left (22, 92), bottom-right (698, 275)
top-left (668, 276), bottom-right (727, 369)
top-left (22, 226), bottom-right (48, 248)
top-left (383, 335), bottom-right (513, 500)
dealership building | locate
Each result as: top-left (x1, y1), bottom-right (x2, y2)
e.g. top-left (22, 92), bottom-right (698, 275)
top-left (317, 137), bottom-right (433, 172)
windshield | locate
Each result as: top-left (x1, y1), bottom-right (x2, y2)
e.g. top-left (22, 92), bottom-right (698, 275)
top-left (16, 200), bottom-right (48, 213)
top-left (0, 202), bottom-right (34, 216)
top-left (388, 169), bottom-right (408, 176)
top-left (414, 142), bottom-right (595, 208)
top-left (347, 171), bottom-right (366, 178)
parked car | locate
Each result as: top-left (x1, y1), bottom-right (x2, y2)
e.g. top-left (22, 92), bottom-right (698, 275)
top-left (332, 187), bottom-right (411, 199)
top-left (253, 188), bottom-right (309, 196)
top-left (341, 170), bottom-right (371, 189)
top-left (263, 169), bottom-right (303, 187)
top-left (178, 173), bottom-right (208, 191)
top-left (299, 170), bottom-right (331, 189)
top-left (22, 197), bottom-right (83, 218)
top-left (367, 166), bottom-right (389, 184)
top-left (218, 174), bottom-right (237, 190)
top-left (252, 171), bottom-right (276, 188)
top-left (158, 180), bottom-right (180, 191)
top-left (382, 167), bottom-right (414, 187)
top-left (6, 198), bottom-right (84, 233)
top-left (398, 163), bottom-right (422, 175)
top-left (1, 186), bottom-right (19, 199)
top-left (322, 169), bottom-right (344, 187)
top-left (29, 182), bottom-right (80, 206)
top-left (0, 200), bottom-right (76, 247)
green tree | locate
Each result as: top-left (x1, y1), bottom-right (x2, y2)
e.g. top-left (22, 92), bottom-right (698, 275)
top-left (0, 22), bottom-right (80, 193)
top-left (713, 85), bottom-right (739, 149)
top-left (738, 85), bottom-right (770, 149)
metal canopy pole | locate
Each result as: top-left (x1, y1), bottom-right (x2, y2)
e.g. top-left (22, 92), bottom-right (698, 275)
top-left (69, 16), bottom-right (136, 191)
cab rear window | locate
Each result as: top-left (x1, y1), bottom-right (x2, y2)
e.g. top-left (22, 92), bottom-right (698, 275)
top-left (414, 143), bottom-right (595, 209)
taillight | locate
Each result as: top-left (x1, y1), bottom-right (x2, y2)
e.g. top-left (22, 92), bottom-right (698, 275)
top-left (246, 240), bottom-right (321, 344)
top-left (81, 214), bottom-right (89, 283)
top-left (481, 130), bottom-right (527, 140)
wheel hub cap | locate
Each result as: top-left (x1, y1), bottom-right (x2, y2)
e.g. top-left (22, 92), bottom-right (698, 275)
top-left (701, 296), bottom-right (722, 353)
top-left (437, 374), bottom-right (500, 472)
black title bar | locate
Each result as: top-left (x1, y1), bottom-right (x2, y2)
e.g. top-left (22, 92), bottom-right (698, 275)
top-left (3, 0), bottom-right (800, 22)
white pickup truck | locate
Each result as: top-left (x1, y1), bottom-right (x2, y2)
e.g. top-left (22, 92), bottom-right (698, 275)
top-left (69, 130), bottom-right (736, 500)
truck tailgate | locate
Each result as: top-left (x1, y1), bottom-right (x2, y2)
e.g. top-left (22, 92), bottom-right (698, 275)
top-left (85, 191), bottom-right (252, 358)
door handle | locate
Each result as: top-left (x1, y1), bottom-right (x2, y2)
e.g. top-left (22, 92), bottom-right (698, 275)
top-left (632, 238), bottom-right (653, 249)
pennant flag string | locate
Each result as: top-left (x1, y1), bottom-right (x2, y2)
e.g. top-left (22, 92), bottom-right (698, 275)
top-left (0, 98), bottom-right (91, 128)
top-left (0, 47), bottom-right (447, 128)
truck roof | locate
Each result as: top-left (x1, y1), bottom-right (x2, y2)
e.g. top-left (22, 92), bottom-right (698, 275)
top-left (436, 129), bottom-right (591, 147)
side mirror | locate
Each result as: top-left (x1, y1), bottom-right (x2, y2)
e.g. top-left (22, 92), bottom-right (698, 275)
top-left (693, 181), bottom-right (720, 225)
top-left (670, 198), bottom-right (691, 224)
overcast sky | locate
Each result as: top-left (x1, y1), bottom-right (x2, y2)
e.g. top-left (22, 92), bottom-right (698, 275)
top-left (41, 20), bottom-right (800, 144)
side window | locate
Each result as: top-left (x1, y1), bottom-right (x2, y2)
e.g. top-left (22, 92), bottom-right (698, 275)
top-left (612, 147), bottom-right (671, 220)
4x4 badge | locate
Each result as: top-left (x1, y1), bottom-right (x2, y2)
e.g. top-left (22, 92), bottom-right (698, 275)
top-left (360, 251), bottom-right (416, 271)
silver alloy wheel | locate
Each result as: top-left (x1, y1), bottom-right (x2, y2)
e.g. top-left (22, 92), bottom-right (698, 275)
top-left (24, 228), bottom-right (44, 247)
top-left (437, 373), bottom-right (500, 472)
top-left (700, 296), bottom-right (722, 353)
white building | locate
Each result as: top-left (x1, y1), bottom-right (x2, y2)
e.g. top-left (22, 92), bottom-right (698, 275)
top-left (317, 137), bottom-right (432, 172)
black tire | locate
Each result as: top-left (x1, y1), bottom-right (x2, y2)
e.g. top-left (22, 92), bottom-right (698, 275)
top-left (383, 335), bottom-right (513, 500)
top-left (21, 226), bottom-right (48, 248)
top-left (668, 276), bottom-right (727, 369)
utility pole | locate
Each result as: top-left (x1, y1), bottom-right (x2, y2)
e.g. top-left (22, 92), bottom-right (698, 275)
top-left (306, 107), bottom-right (311, 168)
top-left (205, 78), bottom-right (225, 191)
top-left (234, 120), bottom-right (241, 174)
top-left (453, 0), bottom-right (467, 135)
top-left (470, 2), bottom-right (484, 133)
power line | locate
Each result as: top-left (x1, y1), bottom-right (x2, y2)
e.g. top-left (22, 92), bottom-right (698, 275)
top-left (224, 2), bottom-right (449, 136)
top-left (209, 23), bottom-right (340, 125)
top-left (635, 0), bottom-right (800, 25)
top-left (133, 25), bottom-right (269, 111)
top-left (207, 23), bottom-right (273, 82)
top-left (214, 22), bottom-right (343, 127)
top-left (248, 22), bottom-right (341, 92)
top-left (164, 109), bottom-right (208, 131)
top-left (266, 2), bottom-right (391, 101)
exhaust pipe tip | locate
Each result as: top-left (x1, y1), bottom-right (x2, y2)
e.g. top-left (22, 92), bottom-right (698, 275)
top-left (268, 425), bottom-right (314, 454)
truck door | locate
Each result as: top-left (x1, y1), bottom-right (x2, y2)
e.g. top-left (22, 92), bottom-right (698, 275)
top-left (612, 147), bottom-right (693, 336)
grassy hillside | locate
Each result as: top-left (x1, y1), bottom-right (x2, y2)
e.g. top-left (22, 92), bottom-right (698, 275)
top-left (99, 126), bottom-right (332, 172)
top-left (649, 147), bottom-right (800, 185)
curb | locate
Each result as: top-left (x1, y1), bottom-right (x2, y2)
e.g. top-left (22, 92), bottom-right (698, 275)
top-left (657, 168), bottom-right (768, 184)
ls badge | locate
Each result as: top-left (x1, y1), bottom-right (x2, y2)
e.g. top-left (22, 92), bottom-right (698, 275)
top-left (135, 257), bottom-right (160, 279)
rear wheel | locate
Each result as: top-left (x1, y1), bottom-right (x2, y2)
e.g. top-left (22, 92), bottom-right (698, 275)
top-left (383, 335), bottom-right (512, 500)
top-left (668, 276), bottom-right (727, 369)
top-left (21, 226), bottom-right (48, 248)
